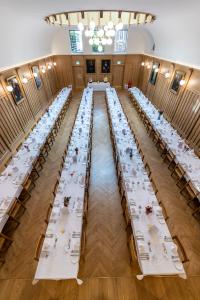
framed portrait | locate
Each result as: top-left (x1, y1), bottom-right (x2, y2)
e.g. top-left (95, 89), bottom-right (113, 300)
top-left (149, 62), bottom-right (160, 85)
top-left (170, 70), bottom-right (185, 94)
top-left (86, 59), bottom-right (95, 73)
top-left (32, 65), bottom-right (42, 89)
top-left (101, 60), bottom-right (111, 73)
top-left (7, 75), bottom-right (24, 104)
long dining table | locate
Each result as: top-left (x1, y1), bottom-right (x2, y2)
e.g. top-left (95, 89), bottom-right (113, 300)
top-left (0, 87), bottom-right (71, 233)
top-left (129, 87), bottom-right (200, 198)
top-left (34, 87), bottom-right (93, 284)
top-left (106, 87), bottom-right (186, 280)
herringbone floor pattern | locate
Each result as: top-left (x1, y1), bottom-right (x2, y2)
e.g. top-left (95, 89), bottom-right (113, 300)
top-left (80, 92), bottom-right (132, 278)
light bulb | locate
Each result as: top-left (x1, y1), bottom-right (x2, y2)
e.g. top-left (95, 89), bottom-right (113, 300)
top-left (107, 38), bottom-right (112, 45)
top-left (104, 25), bottom-right (108, 31)
top-left (98, 45), bottom-right (103, 52)
top-left (101, 38), bottom-right (107, 45)
top-left (108, 21), bottom-right (114, 29)
top-left (179, 79), bottom-right (185, 86)
top-left (22, 77), bottom-right (28, 84)
top-left (89, 20), bottom-right (95, 29)
top-left (53, 62), bottom-right (57, 66)
top-left (42, 69), bottom-right (46, 73)
top-left (97, 29), bottom-right (104, 38)
top-left (109, 29), bottom-right (115, 37)
top-left (141, 62), bottom-right (145, 66)
top-left (153, 64), bottom-right (157, 69)
top-left (94, 38), bottom-right (100, 46)
top-left (78, 22), bottom-right (84, 31)
top-left (33, 72), bottom-right (38, 77)
top-left (85, 29), bottom-right (90, 37)
top-left (116, 22), bottom-right (123, 31)
top-left (48, 65), bottom-right (52, 70)
top-left (89, 38), bottom-right (94, 45)
top-left (88, 30), bottom-right (94, 37)
top-left (7, 85), bottom-right (13, 92)
top-left (155, 68), bottom-right (159, 73)
top-left (165, 72), bottom-right (170, 78)
top-left (147, 64), bottom-right (151, 69)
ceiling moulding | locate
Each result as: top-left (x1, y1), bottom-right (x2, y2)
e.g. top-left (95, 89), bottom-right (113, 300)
top-left (44, 10), bottom-right (156, 27)
top-left (0, 54), bottom-right (53, 73)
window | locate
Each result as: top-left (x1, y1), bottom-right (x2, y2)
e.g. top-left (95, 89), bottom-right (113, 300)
top-left (114, 30), bottom-right (128, 53)
top-left (69, 30), bottom-right (83, 53)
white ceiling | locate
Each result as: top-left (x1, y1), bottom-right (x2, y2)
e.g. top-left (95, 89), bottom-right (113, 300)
top-left (0, 0), bottom-right (200, 69)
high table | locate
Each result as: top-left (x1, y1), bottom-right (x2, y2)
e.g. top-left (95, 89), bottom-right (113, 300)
top-left (87, 82), bottom-right (110, 91)
top-left (0, 88), bottom-right (71, 232)
top-left (106, 87), bottom-right (186, 280)
top-left (34, 87), bottom-right (93, 284)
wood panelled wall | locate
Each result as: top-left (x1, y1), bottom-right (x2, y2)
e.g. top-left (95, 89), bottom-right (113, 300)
top-left (56, 54), bottom-right (142, 90)
top-left (0, 55), bottom-right (71, 170)
top-left (138, 55), bottom-right (200, 150)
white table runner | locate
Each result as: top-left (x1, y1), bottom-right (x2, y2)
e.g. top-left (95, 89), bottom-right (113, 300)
top-left (129, 87), bottom-right (200, 196)
top-left (0, 88), bottom-right (71, 232)
top-left (106, 87), bottom-right (186, 279)
top-left (34, 87), bottom-right (93, 282)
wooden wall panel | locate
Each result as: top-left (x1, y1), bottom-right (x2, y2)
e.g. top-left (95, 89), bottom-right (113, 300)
top-left (0, 55), bottom-right (67, 169)
top-left (138, 54), bottom-right (200, 150)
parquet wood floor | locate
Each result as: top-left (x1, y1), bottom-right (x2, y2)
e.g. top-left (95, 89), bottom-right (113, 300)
top-left (0, 91), bottom-right (200, 300)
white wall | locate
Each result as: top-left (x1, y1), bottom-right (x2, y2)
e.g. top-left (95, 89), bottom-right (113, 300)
top-left (51, 26), bottom-right (154, 56)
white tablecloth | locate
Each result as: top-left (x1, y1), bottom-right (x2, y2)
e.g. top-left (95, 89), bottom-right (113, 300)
top-left (106, 87), bottom-right (186, 279)
top-left (87, 82), bottom-right (110, 91)
top-left (34, 87), bottom-right (93, 281)
top-left (0, 88), bottom-right (71, 232)
top-left (129, 87), bottom-right (200, 196)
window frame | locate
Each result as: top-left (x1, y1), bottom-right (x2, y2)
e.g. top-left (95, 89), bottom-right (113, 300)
top-left (69, 30), bottom-right (83, 54)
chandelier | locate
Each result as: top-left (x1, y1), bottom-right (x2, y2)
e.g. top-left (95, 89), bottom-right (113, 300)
top-left (44, 10), bottom-right (156, 51)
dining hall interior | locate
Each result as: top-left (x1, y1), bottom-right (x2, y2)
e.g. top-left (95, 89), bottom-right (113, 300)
top-left (0, 0), bottom-right (200, 299)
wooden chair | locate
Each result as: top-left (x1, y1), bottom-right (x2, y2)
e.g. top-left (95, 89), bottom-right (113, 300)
top-left (53, 179), bottom-right (59, 197)
top-left (152, 131), bottom-right (160, 145)
top-left (149, 176), bottom-right (158, 195)
top-left (18, 174), bottom-right (35, 203)
top-left (34, 233), bottom-right (45, 261)
top-left (180, 181), bottom-right (200, 208)
top-left (83, 188), bottom-right (89, 224)
top-left (159, 201), bottom-right (169, 221)
top-left (16, 142), bottom-right (23, 152)
top-left (124, 203), bottom-right (131, 229)
top-left (145, 162), bottom-right (151, 177)
top-left (171, 164), bottom-right (187, 188)
top-left (80, 219), bottom-right (87, 261)
top-left (192, 207), bottom-right (200, 221)
top-left (44, 203), bottom-right (53, 224)
top-left (172, 236), bottom-right (189, 264)
top-left (4, 155), bottom-right (13, 168)
top-left (163, 149), bottom-right (176, 168)
top-left (0, 233), bottom-right (13, 260)
top-left (2, 198), bottom-right (26, 235)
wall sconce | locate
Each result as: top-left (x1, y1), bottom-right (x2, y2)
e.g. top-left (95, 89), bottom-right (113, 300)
top-left (41, 66), bottom-right (46, 73)
top-left (179, 79), bottom-right (186, 86)
top-left (147, 64), bottom-right (151, 69)
top-left (6, 85), bottom-right (13, 92)
top-left (53, 62), bottom-right (57, 66)
top-left (76, 61), bottom-right (80, 65)
top-left (117, 61), bottom-right (122, 65)
top-left (164, 72), bottom-right (170, 78)
top-left (47, 64), bottom-right (52, 70)
top-left (141, 62), bottom-right (145, 66)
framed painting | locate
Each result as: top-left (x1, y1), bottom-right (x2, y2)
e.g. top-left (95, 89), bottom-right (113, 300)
top-left (149, 62), bottom-right (160, 85)
top-left (170, 70), bottom-right (185, 94)
top-left (86, 59), bottom-right (95, 73)
top-left (7, 75), bottom-right (24, 104)
top-left (101, 60), bottom-right (111, 73)
top-left (32, 65), bottom-right (42, 89)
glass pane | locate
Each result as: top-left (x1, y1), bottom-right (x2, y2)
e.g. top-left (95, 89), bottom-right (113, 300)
top-left (69, 30), bottom-right (83, 53)
top-left (114, 30), bottom-right (128, 53)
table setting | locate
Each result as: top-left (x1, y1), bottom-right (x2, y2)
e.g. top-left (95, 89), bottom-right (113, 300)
top-left (106, 87), bottom-right (186, 279)
top-left (34, 87), bottom-right (93, 284)
top-left (0, 87), bottom-right (72, 233)
top-left (129, 87), bottom-right (200, 194)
